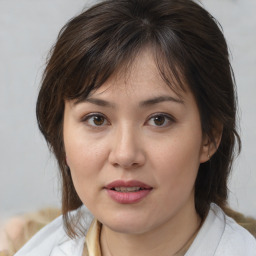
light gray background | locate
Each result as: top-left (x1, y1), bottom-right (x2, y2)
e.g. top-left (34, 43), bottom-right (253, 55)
top-left (0, 0), bottom-right (255, 224)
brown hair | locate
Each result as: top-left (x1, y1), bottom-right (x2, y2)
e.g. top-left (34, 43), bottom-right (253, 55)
top-left (36, 0), bottom-right (241, 237)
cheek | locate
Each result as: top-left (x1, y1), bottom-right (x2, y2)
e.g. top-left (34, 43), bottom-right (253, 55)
top-left (152, 130), bottom-right (202, 190)
top-left (66, 143), bottom-right (104, 176)
top-left (150, 141), bottom-right (201, 216)
top-left (64, 140), bottom-right (106, 205)
top-left (64, 131), bottom-right (110, 188)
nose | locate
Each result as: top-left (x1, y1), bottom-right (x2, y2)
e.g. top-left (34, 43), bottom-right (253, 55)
top-left (108, 125), bottom-right (146, 169)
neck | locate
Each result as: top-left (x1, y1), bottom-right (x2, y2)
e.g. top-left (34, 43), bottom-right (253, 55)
top-left (100, 201), bottom-right (201, 256)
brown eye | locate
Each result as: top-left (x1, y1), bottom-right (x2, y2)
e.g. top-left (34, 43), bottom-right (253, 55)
top-left (153, 116), bottom-right (165, 126)
top-left (84, 114), bottom-right (108, 127)
top-left (147, 114), bottom-right (174, 127)
top-left (92, 116), bottom-right (105, 126)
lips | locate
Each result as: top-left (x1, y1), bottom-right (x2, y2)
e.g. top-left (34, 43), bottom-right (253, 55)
top-left (104, 180), bottom-right (152, 204)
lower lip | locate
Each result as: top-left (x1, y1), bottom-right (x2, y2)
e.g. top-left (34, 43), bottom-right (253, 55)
top-left (106, 189), bottom-right (152, 204)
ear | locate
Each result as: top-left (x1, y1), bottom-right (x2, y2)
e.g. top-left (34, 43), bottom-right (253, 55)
top-left (200, 125), bottom-right (223, 163)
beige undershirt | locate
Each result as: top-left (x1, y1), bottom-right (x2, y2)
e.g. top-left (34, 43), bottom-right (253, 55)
top-left (82, 219), bottom-right (199, 256)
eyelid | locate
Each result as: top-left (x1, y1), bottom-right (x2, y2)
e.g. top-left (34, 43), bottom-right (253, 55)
top-left (81, 112), bottom-right (110, 126)
top-left (146, 112), bottom-right (176, 126)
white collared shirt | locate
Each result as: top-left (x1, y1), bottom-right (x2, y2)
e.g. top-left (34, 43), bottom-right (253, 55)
top-left (15, 204), bottom-right (256, 256)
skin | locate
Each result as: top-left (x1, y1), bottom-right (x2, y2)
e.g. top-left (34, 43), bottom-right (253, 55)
top-left (63, 48), bottom-right (218, 256)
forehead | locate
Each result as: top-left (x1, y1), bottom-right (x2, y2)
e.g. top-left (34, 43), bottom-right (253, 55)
top-left (86, 48), bottom-right (186, 101)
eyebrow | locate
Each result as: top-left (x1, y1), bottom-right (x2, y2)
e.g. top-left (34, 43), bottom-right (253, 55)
top-left (139, 96), bottom-right (184, 107)
top-left (75, 95), bottom-right (183, 108)
top-left (79, 98), bottom-right (115, 108)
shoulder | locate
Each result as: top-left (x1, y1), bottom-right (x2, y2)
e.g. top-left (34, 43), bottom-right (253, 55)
top-left (14, 207), bottom-right (93, 256)
top-left (187, 203), bottom-right (256, 256)
top-left (14, 215), bottom-right (70, 256)
top-left (215, 213), bottom-right (256, 255)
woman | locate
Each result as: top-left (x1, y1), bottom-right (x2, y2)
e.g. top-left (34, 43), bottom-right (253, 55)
top-left (15, 0), bottom-right (256, 255)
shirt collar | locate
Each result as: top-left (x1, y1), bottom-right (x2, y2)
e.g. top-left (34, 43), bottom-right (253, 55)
top-left (84, 219), bottom-right (102, 256)
top-left (185, 203), bottom-right (225, 255)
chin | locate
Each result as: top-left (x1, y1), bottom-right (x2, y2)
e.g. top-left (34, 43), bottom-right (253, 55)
top-left (105, 221), bottom-right (150, 235)
top-left (99, 211), bottom-right (157, 235)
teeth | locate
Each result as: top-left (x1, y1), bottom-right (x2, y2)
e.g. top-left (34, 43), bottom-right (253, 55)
top-left (114, 187), bottom-right (141, 192)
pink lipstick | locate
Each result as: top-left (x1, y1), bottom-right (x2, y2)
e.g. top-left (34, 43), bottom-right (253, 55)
top-left (104, 180), bottom-right (152, 204)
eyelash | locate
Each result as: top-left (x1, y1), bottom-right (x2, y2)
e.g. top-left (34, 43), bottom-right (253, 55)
top-left (81, 113), bottom-right (175, 128)
top-left (146, 113), bottom-right (175, 127)
top-left (81, 113), bottom-right (110, 128)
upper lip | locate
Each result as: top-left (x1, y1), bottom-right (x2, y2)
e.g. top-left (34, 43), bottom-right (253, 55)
top-left (104, 180), bottom-right (152, 190)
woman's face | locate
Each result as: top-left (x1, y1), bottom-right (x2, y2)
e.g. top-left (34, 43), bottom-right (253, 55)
top-left (63, 49), bottom-right (209, 235)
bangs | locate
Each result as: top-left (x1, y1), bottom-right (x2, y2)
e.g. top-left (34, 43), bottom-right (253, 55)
top-left (66, 44), bottom-right (186, 105)
top-left (52, 6), bottom-right (187, 104)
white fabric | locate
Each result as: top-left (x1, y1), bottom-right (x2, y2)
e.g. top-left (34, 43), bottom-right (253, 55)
top-left (186, 204), bottom-right (256, 255)
top-left (15, 204), bottom-right (256, 256)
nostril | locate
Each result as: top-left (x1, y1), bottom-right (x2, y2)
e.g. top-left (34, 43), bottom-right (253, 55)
top-left (111, 161), bottom-right (140, 169)
top-left (108, 141), bottom-right (146, 169)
